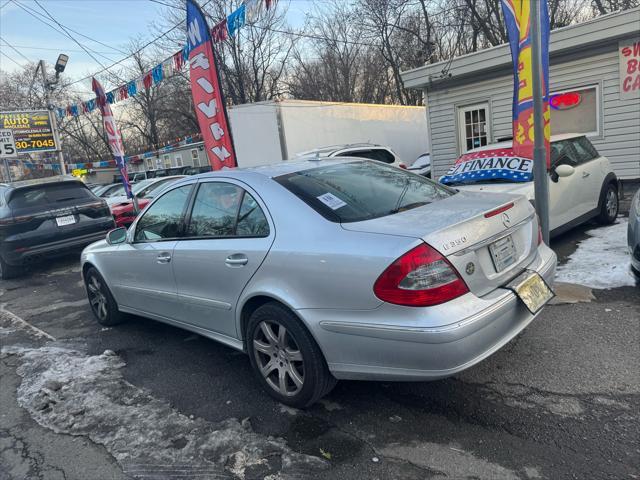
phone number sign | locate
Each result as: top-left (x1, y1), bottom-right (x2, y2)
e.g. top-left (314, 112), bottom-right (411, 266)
top-left (0, 110), bottom-right (58, 153)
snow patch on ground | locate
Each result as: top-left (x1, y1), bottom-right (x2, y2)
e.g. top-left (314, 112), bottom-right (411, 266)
top-left (0, 345), bottom-right (326, 479)
top-left (555, 220), bottom-right (636, 289)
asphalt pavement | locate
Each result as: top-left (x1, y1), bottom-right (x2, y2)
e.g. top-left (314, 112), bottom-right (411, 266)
top-left (1, 208), bottom-right (638, 479)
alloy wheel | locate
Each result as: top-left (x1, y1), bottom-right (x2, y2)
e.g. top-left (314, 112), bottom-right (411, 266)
top-left (606, 189), bottom-right (617, 219)
top-left (252, 320), bottom-right (305, 397)
top-left (87, 274), bottom-right (108, 321)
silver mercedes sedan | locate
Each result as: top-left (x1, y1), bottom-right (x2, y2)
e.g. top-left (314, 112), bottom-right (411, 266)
top-left (81, 159), bottom-right (557, 407)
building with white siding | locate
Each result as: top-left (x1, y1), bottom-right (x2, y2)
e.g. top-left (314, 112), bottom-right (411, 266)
top-left (401, 8), bottom-right (640, 180)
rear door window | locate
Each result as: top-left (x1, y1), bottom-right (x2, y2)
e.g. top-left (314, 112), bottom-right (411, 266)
top-left (185, 182), bottom-right (269, 238)
top-left (9, 183), bottom-right (94, 209)
top-left (275, 160), bottom-right (453, 223)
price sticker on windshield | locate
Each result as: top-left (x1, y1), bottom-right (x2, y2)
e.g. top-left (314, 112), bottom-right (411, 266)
top-left (0, 129), bottom-right (17, 158)
top-left (317, 192), bottom-right (347, 210)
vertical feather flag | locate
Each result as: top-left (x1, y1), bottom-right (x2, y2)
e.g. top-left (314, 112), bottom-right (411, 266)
top-left (92, 77), bottom-right (133, 198)
top-left (186, 0), bottom-right (237, 169)
top-left (501, 0), bottom-right (551, 166)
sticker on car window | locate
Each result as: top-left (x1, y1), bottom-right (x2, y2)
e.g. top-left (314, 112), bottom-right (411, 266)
top-left (317, 192), bottom-right (347, 210)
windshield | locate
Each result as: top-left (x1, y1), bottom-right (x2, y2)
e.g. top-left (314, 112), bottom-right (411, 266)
top-left (275, 161), bottom-right (453, 223)
top-left (9, 183), bottom-right (93, 208)
top-left (131, 179), bottom-right (155, 195)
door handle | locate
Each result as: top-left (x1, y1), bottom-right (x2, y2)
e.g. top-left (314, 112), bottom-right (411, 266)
top-left (225, 254), bottom-right (248, 266)
top-left (157, 252), bottom-right (172, 264)
top-left (582, 172), bottom-right (590, 178)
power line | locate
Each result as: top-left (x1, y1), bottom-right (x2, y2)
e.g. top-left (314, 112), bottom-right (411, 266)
top-left (0, 50), bottom-right (29, 71)
top-left (0, 37), bottom-right (33, 64)
top-left (10, 0), bottom-right (128, 56)
top-left (0, 44), bottom-right (116, 55)
top-left (64, 0), bottom-right (213, 87)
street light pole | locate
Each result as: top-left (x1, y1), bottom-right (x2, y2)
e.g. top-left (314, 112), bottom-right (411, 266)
top-left (38, 59), bottom-right (66, 175)
top-left (530, 0), bottom-right (550, 244)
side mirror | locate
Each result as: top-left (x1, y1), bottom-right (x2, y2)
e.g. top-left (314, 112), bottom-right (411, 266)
top-left (555, 164), bottom-right (575, 178)
top-left (106, 227), bottom-right (127, 245)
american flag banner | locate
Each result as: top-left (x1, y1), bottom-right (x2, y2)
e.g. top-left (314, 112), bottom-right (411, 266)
top-left (92, 77), bottom-right (133, 199)
top-left (439, 148), bottom-right (533, 186)
top-left (501, 0), bottom-right (551, 167)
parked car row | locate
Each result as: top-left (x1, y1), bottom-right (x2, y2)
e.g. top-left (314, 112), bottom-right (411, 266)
top-left (111, 165), bottom-right (213, 185)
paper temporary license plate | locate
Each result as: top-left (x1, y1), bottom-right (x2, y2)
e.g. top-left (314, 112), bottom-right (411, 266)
top-left (55, 214), bottom-right (76, 227)
top-left (510, 272), bottom-right (554, 314)
top-left (489, 235), bottom-right (517, 272)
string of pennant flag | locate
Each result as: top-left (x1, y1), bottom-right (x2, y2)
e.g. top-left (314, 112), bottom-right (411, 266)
top-left (56, 0), bottom-right (276, 120)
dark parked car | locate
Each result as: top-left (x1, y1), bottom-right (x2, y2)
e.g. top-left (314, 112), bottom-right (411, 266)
top-left (0, 177), bottom-right (115, 279)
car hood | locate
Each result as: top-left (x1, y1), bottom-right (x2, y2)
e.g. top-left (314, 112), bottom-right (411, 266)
top-left (106, 195), bottom-right (129, 206)
top-left (455, 182), bottom-right (534, 200)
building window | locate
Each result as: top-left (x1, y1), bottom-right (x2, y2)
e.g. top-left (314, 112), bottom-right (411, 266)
top-left (458, 103), bottom-right (489, 153)
top-left (549, 85), bottom-right (599, 137)
top-left (163, 154), bottom-right (171, 169)
top-left (146, 158), bottom-right (154, 170)
top-left (175, 154), bottom-right (183, 167)
top-left (155, 157), bottom-right (162, 169)
top-left (191, 148), bottom-right (199, 167)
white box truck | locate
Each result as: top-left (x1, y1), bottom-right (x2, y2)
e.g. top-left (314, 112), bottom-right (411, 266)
top-left (227, 100), bottom-right (429, 168)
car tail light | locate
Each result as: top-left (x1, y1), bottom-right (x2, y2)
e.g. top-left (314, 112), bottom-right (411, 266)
top-left (399, 163), bottom-right (407, 169)
top-left (484, 202), bottom-right (514, 218)
top-left (374, 243), bottom-right (469, 307)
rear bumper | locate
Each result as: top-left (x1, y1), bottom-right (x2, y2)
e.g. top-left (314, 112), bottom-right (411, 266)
top-left (2, 228), bottom-right (112, 265)
top-left (299, 243), bottom-right (557, 381)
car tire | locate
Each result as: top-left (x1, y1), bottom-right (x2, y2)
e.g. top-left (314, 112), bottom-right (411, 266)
top-left (0, 256), bottom-right (21, 280)
top-left (597, 183), bottom-right (618, 224)
top-left (247, 302), bottom-right (337, 408)
top-left (84, 267), bottom-right (125, 326)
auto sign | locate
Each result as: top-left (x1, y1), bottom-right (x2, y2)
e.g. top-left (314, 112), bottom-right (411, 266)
top-left (0, 110), bottom-right (58, 153)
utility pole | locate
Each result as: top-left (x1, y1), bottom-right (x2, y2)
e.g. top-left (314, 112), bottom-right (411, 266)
top-left (530, 0), bottom-right (550, 244)
top-left (38, 57), bottom-right (67, 175)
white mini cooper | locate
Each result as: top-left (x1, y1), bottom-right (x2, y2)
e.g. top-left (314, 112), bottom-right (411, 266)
top-left (445, 133), bottom-right (619, 237)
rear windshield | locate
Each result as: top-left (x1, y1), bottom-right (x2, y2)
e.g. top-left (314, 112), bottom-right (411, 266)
top-left (9, 182), bottom-right (94, 209)
top-left (275, 160), bottom-right (453, 223)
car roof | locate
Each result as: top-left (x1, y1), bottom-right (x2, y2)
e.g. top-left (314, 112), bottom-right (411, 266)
top-left (0, 175), bottom-right (83, 191)
top-left (468, 133), bottom-right (586, 153)
top-left (192, 157), bottom-right (367, 181)
top-left (295, 143), bottom-right (388, 158)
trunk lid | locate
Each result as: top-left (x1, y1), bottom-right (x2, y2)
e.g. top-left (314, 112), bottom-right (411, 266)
top-left (342, 191), bottom-right (538, 296)
top-left (456, 181), bottom-right (534, 201)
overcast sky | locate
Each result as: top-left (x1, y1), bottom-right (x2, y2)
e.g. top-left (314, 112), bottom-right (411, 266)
top-left (0, 0), bottom-right (314, 95)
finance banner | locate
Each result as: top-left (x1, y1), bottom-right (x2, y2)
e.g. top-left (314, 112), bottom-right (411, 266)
top-left (0, 110), bottom-right (58, 153)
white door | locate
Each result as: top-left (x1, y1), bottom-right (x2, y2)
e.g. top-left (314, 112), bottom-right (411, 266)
top-left (568, 136), bottom-right (605, 213)
top-left (548, 139), bottom-right (585, 229)
top-left (458, 103), bottom-right (490, 153)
